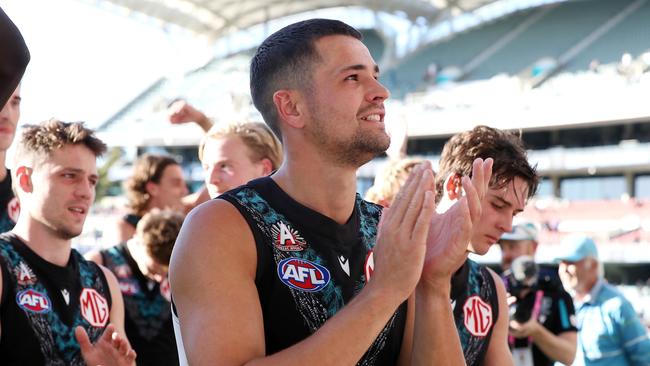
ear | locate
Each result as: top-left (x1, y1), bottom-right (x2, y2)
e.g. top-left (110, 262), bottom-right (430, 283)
top-left (443, 173), bottom-right (462, 201)
top-left (15, 166), bottom-right (33, 194)
top-left (259, 158), bottom-right (274, 175)
top-left (273, 90), bottom-right (304, 129)
top-left (145, 181), bottom-right (159, 198)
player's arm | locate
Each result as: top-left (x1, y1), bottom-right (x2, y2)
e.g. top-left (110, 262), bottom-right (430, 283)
top-left (483, 269), bottom-right (514, 366)
top-left (411, 158), bottom-right (493, 365)
top-left (171, 163), bottom-right (435, 365)
top-left (181, 188), bottom-right (210, 214)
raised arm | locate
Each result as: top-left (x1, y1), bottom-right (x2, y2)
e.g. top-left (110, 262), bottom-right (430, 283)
top-left (412, 158), bottom-right (493, 365)
top-left (170, 164), bottom-right (436, 365)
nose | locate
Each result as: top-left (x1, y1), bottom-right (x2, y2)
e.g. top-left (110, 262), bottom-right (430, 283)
top-left (366, 78), bottom-right (390, 103)
top-left (0, 102), bottom-right (9, 120)
top-left (206, 164), bottom-right (220, 185)
top-left (76, 178), bottom-right (94, 200)
top-left (497, 213), bottom-right (513, 235)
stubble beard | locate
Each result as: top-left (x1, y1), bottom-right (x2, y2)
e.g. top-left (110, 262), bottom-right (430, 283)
top-left (308, 108), bottom-right (390, 168)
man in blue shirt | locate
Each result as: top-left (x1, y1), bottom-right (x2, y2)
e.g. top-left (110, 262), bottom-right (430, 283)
top-left (556, 235), bottom-right (650, 366)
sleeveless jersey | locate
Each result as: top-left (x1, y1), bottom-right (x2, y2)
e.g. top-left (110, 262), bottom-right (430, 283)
top-left (100, 243), bottom-right (177, 366)
top-left (451, 258), bottom-right (499, 366)
top-left (177, 176), bottom-right (407, 365)
top-left (0, 233), bottom-right (112, 365)
top-left (0, 170), bottom-right (19, 233)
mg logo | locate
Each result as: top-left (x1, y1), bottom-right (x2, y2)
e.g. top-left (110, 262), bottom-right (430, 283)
top-left (463, 295), bottom-right (493, 337)
top-left (80, 288), bottom-right (109, 327)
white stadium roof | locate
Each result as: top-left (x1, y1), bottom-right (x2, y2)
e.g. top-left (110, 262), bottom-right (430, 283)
top-left (95, 0), bottom-right (501, 39)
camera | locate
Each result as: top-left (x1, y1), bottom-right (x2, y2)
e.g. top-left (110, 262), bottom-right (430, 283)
top-left (503, 256), bottom-right (539, 323)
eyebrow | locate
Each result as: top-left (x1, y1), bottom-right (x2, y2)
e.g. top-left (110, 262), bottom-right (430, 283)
top-left (490, 194), bottom-right (524, 213)
top-left (61, 167), bottom-right (99, 179)
top-left (338, 64), bottom-right (380, 74)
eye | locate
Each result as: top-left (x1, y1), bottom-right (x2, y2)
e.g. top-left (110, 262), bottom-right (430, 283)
top-left (491, 202), bottom-right (504, 210)
top-left (89, 177), bottom-right (98, 187)
top-left (62, 172), bottom-right (75, 179)
top-left (345, 74), bottom-right (358, 81)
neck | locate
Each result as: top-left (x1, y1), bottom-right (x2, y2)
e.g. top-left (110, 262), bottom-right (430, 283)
top-left (272, 151), bottom-right (360, 225)
top-left (11, 218), bottom-right (72, 267)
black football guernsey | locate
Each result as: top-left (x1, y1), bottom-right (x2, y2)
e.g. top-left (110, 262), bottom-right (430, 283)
top-left (450, 258), bottom-right (499, 366)
top-left (0, 233), bottom-right (112, 365)
top-left (219, 176), bottom-right (407, 365)
top-left (100, 243), bottom-right (178, 366)
top-left (0, 170), bottom-right (19, 233)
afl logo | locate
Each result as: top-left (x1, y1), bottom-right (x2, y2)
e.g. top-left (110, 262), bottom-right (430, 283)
top-left (277, 258), bottom-right (330, 292)
top-left (463, 295), bottom-right (493, 337)
top-left (16, 289), bottom-right (51, 314)
top-left (271, 221), bottom-right (307, 251)
top-left (80, 288), bottom-right (109, 327)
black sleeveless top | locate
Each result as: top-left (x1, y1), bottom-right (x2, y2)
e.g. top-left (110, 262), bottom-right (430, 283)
top-left (100, 243), bottom-right (178, 366)
top-left (219, 177), bottom-right (407, 365)
top-left (450, 259), bottom-right (499, 366)
top-left (0, 233), bottom-right (112, 365)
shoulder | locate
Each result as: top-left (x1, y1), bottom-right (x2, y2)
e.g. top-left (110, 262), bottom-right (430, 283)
top-left (171, 199), bottom-right (257, 279)
top-left (486, 267), bottom-right (507, 301)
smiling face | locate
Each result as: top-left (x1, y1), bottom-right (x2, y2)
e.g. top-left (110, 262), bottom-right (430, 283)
top-left (26, 144), bottom-right (98, 239)
top-left (301, 35), bottom-right (391, 167)
top-left (469, 177), bottom-right (529, 255)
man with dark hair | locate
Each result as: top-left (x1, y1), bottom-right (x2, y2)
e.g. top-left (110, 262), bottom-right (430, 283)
top-left (0, 119), bottom-right (135, 365)
top-left (171, 18), bottom-right (492, 365)
top-left (435, 125), bottom-right (540, 365)
top-left (87, 209), bottom-right (184, 366)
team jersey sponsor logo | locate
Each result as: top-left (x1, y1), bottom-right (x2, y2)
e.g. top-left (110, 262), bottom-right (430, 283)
top-left (463, 295), bottom-right (493, 337)
top-left (271, 221), bottom-right (307, 251)
top-left (277, 258), bottom-right (330, 292)
top-left (80, 288), bottom-right (109, 327)
top-left (118, 280), bottom-right (140, 296)
top-left (338, 255), bottom-right (350, 276)
top-left (7, 197), bottom-right (20, 223)
top-left (14, 261), bottom-right (37, 286)
top-left (364, 251), bottom-right (374, 281)
top-left (16, 289), bottom-right (51, 314)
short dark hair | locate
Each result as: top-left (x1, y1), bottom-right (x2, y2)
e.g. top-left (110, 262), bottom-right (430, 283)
top-left (250, 18), bottom-right (362, 139)
top-left (435, 125), bottom-right (539, 204)
top-left (15, 119), bottom-right (106, 167)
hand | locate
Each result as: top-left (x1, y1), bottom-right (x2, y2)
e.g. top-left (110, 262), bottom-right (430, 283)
top-left (76, 324), bottom-right (136, 366)
top-left (369, 162), bottom-right (436, 303)
top-left (421, 158), bottom-right (493, 286)
top-left (167, 99), bottom-right (211, 130)
top-left (509, 317), bottom-right (541, 339)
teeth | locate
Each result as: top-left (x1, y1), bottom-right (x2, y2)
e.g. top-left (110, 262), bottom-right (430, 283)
top-left (363, 114), bottom-right (381, 121)
top-left (70, 208), bottom-right (83, 213)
